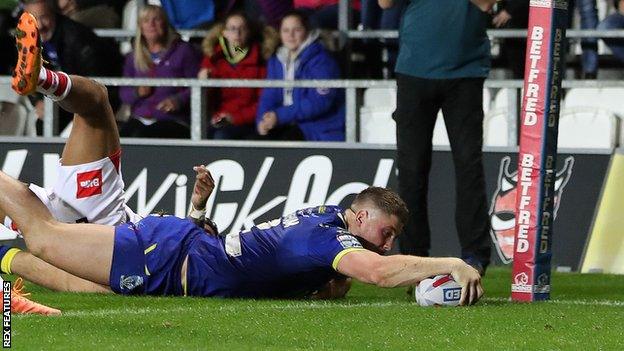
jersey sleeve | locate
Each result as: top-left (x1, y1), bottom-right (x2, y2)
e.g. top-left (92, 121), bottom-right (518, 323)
top-left (307, 226), bottom-right (366, 271)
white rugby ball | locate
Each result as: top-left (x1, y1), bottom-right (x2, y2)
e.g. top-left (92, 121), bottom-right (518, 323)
top-left (414, 274), bottom-right (462, 307)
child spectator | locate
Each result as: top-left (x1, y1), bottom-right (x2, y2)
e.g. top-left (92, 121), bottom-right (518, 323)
top-left (199, 11), bottom-right (278, 140)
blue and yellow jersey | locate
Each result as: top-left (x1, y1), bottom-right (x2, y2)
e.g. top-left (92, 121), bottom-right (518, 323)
top-left (185, 205), bottom-right (366, 298)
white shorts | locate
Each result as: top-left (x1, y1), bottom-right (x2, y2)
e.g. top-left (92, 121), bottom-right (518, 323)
top-left (4, 150), bottom-right (140, 233)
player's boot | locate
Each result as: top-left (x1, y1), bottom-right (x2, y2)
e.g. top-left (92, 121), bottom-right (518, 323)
top-left (11, 12), bottom-right (42, 96)
top-left (9, 278), bottom-right (61, 316)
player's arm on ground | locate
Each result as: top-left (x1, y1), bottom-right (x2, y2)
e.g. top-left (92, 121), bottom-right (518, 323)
top-left (310, 276), bottom-right (352, 300)
top-left (335, 250), bottom-right (483, 305)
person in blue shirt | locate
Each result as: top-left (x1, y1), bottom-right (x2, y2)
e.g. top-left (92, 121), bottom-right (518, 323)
top-left (0, 174), bottom-right (484, 305)
top-left (380, 0), bottom-right (496, 275)
top-left (256, 10), bottom-right (345, 141)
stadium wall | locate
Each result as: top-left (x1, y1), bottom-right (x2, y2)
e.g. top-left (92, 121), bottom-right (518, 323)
top-left (0, 139), bottom-right (611, 270)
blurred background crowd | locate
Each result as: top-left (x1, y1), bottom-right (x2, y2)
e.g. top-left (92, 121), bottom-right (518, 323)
top-left (1, 0), bottom-right (623, 140)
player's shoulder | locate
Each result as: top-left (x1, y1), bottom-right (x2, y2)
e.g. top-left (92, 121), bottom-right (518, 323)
top-left (137, 213), bottom-right (194, 227)
top-left (294, 205), bottom-right (346, 225)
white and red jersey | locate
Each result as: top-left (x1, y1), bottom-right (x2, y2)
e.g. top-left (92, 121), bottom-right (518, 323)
top-left (3, 150), bottom-right (141, 234)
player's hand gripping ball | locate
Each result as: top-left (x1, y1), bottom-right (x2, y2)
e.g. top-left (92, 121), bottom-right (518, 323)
top-left (414, 274), bottom-right (462, 307)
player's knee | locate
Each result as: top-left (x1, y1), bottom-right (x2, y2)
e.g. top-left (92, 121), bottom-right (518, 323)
top-left (23, 221), bottom-right (59, 258)
top-left (24, 236), bottom-right (47, 258)
top-left (93, 81), bottom-right (109, 107)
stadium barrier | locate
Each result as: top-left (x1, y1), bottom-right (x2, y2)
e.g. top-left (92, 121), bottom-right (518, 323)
top-left (92, 28), bottom-right (624, 40)
top-left (0, 139), bottom-right (612, 270)
top-left (1, 77), bottom-right (623, 146)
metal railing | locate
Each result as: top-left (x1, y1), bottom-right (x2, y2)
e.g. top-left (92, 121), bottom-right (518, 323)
top-left (94, 28), bottom-right (624, 40)
top-left (2, 76), bottom-right (624, 143)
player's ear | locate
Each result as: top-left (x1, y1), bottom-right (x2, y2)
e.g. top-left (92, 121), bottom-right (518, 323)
top-left (356, 209), bottom-right (367, 225)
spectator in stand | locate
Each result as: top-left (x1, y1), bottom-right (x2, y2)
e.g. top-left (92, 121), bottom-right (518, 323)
top-left (492, 0), bottom-right (529, 79)
top-left (575, 0), bottom-right (599, 79)
top-left (257, 10), bottom-right (345, 141)
top-left (0, 2), bottom-right (17, 75)
top-left (360, 0), bottom-right (407, 78)
top-left (21, 0), bottom-right (122, 134)
top-left (294, 0), bottom-right (360, 29)
top-left (56, 0), bottom-right (120, 28)
top-left (160, 0), bottom-right (215, 29)
top-left (225, 0), bottom-right (293, 29)
top-left (119, 5), bottom-right (201, 139)
top-left (199, 11), bottom-right (279, 140)
top-left (598, 0), bottom-right (624, 64)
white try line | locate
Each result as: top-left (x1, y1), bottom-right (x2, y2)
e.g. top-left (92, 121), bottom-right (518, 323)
top-left (483, 297), bottom-right (624, 307)
top-left (13, 297), bottom-right (624, 318)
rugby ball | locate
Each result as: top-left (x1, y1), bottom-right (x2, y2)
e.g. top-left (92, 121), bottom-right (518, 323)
top-left (414, 274), bottom-right (462, 307)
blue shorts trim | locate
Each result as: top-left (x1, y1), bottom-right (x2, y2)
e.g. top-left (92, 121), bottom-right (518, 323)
top-left (109, 217), bottom-right (200, 296)
top-left (109, 223), bottom-right (147, 295)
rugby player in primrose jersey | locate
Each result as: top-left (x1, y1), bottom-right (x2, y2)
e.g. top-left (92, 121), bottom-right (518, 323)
top-left (1, 12), bottom-right (483, 305)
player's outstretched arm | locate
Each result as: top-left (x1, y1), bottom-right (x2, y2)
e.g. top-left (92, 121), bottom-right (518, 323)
top-left (311, 277), bottom-right (352, 300)
top-left (336, 250), bottom-right (483, 305)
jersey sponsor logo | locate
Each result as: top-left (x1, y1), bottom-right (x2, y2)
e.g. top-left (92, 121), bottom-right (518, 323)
top-left (336, 234), bottom-right (362, 249)
top-left (76, 169), bottom-right (103, 199)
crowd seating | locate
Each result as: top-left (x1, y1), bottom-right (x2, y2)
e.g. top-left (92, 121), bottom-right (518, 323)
top-left (2, 1), bottom-right (624, 146)
top-left (359, 86), bottom-right (623, 149)
top-left (560, 88), bottom-right (624, 148)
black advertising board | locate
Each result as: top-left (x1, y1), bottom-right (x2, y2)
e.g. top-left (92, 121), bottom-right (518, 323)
top-left (0, 140), bottom-right (609, 270)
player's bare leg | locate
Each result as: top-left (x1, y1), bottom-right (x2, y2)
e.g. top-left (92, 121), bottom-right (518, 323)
top-left (12, 12), bottom-right (120, 166)
top-left (57, 75), bottom-right (120, 166)
top-left (0, 170), bottom-right (114, 285)
top-left (7, 251), bottom-right (110, 293)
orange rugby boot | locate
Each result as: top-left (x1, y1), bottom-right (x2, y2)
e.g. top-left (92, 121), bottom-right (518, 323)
top-left (11, 12), bottom-right (42, 96)
top-left (9, 278), bottom-right (61, 316)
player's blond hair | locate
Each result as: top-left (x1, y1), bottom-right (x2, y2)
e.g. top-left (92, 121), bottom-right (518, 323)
top-left (133, 5), bottom-right (180, 72)
top-left (352, 187), bottom-right (409, 228)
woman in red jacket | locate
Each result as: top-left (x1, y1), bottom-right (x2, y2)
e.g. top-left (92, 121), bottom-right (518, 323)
top-left (199, 12), bottom-right (278, 140)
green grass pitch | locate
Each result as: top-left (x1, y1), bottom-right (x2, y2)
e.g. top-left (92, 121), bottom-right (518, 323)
top-left (7, 267), bottom-right (624, 350)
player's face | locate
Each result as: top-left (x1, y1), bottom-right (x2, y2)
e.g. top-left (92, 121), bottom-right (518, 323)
top-left (223, 15), bottom-right (249, 48)
top-left (140, 11), bottom-right (166, 44)
top-left (24, 1), bottom-right (56, 42)
top-left (280, 16), bottom-right (307, 52)
top-left (354, 209), bottom-right (401, 254)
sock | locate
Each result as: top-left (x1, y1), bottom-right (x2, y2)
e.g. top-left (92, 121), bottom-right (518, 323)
top-left (37, 67), bottom-right (72, 101)
top-left (0, 246), bottom-right (21, 274)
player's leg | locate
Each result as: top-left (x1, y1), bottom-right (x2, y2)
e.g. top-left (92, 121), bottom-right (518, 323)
top-left (0, 170), bottom-right (114, 285)
top-left (57, 75), bottom-right (120, 166)
top-left (12, 12), bottom-right (119, 166)
top-left (2, 248), bottom-right (110, 293)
